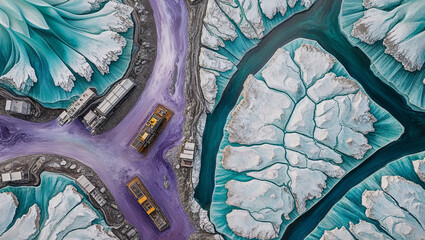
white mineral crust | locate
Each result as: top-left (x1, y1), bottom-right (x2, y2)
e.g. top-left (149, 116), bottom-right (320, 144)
top-left (63, 224), bottom-right (118, 240)
top-left (227, 75), bottom-right (294, 145)
top-left (214, 42), bottom-right (379, 240)
top-left (259, 0), bottom-right (287, 19)
top-left (306, 160), bottom-right (345, 178)
top-left (294, 44), bottom-right (336, 87)
top-left (200, 68), bottom-right (219, 112)
top-left (314, 100), bottom-right (341, 148)
top-left (221, 145), bottom-right (286, 172)
top-left (336, 126), bottom-right (371, 159)
top-left (307, 73), bottom-right (359, 103)
top-left (288, 0), bottom-right (317, 9)
top-left (251, 208), bottom-right (285, 228)
top-left (352, 8), bottom-right (396, 45)
top-left (1, 0), bottom-right (133, 93)
top-left (38, 185), bottom-right (84, 239)
top-left (286, 96), bottom-right (316, 136)
top-left (413, 158), bottom-right (425, 182)
top-left (199, 47), bottom-right (234, 72)
top-left (381, 175), bottom-right (425, 229)
top-left (48, 202), bottom-right (98, 240)
top-left (362, 190), bottom-right (425, 239)
top-left (0, 204), bottom-right (40, 240)
top-left (261, 48), bottom-right (305, 102)
top-left (352, 0), bottom-right (425, 71)
top-left (225, 179), bottom-right (294, 219)
top-left (0, 54), bottom-right (37, 92)
top-left (201, 0), bottom-right (238, 50)
top-left (286, 150), bottom-right (345, 178)
top-left (226, 209), bottom-right (279, 240)
top-left (349, 220), bottom-right (392, 240)
top-left (246, 163), bottom-right (291, 186)
top-left (320, 226), bottom-right (355, 240)
top-left (285, 133), bottom-right (343, 164)
top-left (363, 0), bottom-right (402, 9)
top-left (98, 1), bottom-right (134, 33)
top-left (217, 0), bottom-right (265, 39)
top-left (0, 192), bottom-right (18, 235)
top-left (288, 167), bottom-right (327, 213)
top-left (335, 91), bottom-right (376, 134)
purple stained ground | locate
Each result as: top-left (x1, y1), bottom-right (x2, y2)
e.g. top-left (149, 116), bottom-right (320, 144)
top-left (0, 0), bottom-right (194, 239)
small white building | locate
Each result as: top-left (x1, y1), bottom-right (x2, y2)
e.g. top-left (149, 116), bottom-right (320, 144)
top-left (180, 140), bottom-right (196, 168)
top-left (1, 171), bottom-right (28, 183)
top-left (77, 175), bottom-right (96, 193)
top-left (5, 100), bottom-right (31, 115)
top-left (77, 175), bottom-right (106, 207)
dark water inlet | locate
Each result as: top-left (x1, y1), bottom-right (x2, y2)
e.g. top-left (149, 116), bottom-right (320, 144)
top-left (194, 0), bottom-right (425, 239)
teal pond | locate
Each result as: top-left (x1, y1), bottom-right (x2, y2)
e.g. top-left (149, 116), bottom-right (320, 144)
top-left (195, 0), bottom-right (425, 239)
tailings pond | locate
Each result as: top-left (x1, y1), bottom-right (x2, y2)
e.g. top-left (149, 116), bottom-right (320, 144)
top-left (194, 0), bottom-right (425, 239)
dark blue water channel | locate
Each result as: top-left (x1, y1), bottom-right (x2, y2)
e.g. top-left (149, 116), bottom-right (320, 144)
top-left (193, 0), bottom-right (425, 239)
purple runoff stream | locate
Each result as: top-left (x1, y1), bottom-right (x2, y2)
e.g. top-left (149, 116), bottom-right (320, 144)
top-left (0, 0), bottom-right (194, 239)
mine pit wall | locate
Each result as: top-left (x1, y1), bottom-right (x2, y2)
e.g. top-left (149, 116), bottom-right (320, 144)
top-left (171, 0), bottom-right (223, 239)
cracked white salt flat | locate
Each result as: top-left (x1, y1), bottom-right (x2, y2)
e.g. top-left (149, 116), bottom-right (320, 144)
top-left (349, 220), bottom-right (392, 240)
top-left (200, 68), bottom-right (219, 110)
top-left (317, 155), bottom-right (425, 240)
top-left (314, 100), bottom-right (341, 148)
top-left (63, 224), bottom-right (119, 240)
top-left (199, 47), bottom-right (233, 72)
top-left (381, 175), bottom-right (425, 229)
top-left (225, 179), bottom-right (294, 219)
top-left (307, 73), bottom-right (359, 103)
top-left (320, 226), bottom-right (355, 240)
top-left (222, 145), bottom-right (287, 172)
top-left (0, 185), bottom-right (117, 240)
top-left (352, 0), bottom-right (425, 72)
top-left (289, 0), bottom-right (316, 8)
top-left (216, 42), bottom-right (380, 239)
top-left (0, 204), bottom-right (40, 240)
top-left (413, 158), bottom-right (425, 182)
top-left (288, 167), bottom-right (327, 214)
top-left (362, 190), bottom-right (425, 239)
top-left (246, 163), bottom-right (291, 186)
top-left (227, 75), bottom-right (294, 145)
top-left (285, 133), bottom-right (343, 164)
top-left (48, 203), bottom-right (98, 240)
top-left (259, 0), bottom-right (287, 19)
top-left (217, 0), bottom-right (265, 40)
top-left (336, 92), bottom-right (377, 134)
top-left (0, 192), bottom-right (18, 235)
top-left (286, 97), bottom-right (315, 136)
top-left (199, 47), bottom-right (234, 72)
top-left (199, 0), bottom-right (318, 111)
top-left (294, 44), bottom-right (336, 87)
top-left (227, 209), bottom-right (279, 240)
top-left (336, 126), bottom-right (371, 160)
top-left (38, 185), bottom-right (84, 239)
top-left (201, 0), bottom-right (237, 50)
top-left (261, 48), bottom-right (305, 102)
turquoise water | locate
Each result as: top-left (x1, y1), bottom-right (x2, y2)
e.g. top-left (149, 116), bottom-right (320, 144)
top-left (208, 38), bottom-right (402, 240)
top-left (340, 0), bottom-right (425, 112)
top-left (0, 0), bottom-right (133, 109)
top-left (0, 172), bottom-right (110, 235)
top-left (194, 0), bottom-right (425, 239)
top-left (306, 151), bottom-right (425, 239)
